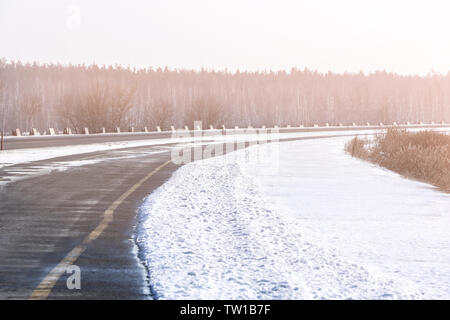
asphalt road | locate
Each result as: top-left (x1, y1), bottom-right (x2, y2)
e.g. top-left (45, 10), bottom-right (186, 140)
top-left (0, 143), bottom-right (179, 299)
top-left (0, 125), bottom-right (448, 300)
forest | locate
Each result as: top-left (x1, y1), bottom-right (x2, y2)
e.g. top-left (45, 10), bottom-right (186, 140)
top-left (1, 59), bottom-right (449, 134)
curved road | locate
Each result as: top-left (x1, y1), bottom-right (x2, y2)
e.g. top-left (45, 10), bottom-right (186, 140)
top-left (0, 125), bottom-right (448, 299)
top-left (0, 143), bottom-right (179, 299)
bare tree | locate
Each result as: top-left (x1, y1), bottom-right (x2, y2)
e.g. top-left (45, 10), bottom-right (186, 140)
top-left (57, 90), bottom-right (83, 133)
top-left (3, 61), bottom-right (450, 132)
top-left (58, 79), bottom-right (137, 133)
top-left (83, 80), bottom-right (110, 132)
top-left (19, 90), bottom-right (42, 131)
top-left (0, 79), bottom-right (7, 131)
top-left (57, 81), bottom-right (108, 133)
top-left (0, 80), bottom-right (7, 151)
top-left (185, 95), bottom-right (224, 129)
top-left (150, 99), bottom-right (173, 130)
top-left (109, 81), bottom-right (137, 130)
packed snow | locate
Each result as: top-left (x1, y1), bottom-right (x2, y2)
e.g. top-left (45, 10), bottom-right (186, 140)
top-left (137, 136), bottom-right (450, 299)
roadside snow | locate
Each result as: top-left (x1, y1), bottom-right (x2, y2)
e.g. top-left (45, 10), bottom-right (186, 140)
top-left (137, 136), bottom-right (450, 299)
top-left (0, 138), bottom-right (176, 169)
top-left (248, 138), bottom-right (450, 299)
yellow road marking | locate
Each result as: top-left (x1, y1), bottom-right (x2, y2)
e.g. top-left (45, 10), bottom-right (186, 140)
top-left (29, 160), bottom-right (172, 300)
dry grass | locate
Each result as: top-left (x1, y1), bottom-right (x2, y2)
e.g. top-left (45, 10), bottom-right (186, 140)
top-left (345, 129), bottom-right (450, 191)
top-left (345, 136), bottom-right (370, 160)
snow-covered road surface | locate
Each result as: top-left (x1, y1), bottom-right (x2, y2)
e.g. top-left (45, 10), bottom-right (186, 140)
top-left (137, 137), bottom-right (450, 299)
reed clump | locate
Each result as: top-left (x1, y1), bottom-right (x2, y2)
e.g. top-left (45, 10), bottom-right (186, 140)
top-left (345, 129), bottom-right (450, 191)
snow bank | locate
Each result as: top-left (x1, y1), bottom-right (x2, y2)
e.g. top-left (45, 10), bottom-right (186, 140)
top-left (136, 137), bottom-right (449, 299)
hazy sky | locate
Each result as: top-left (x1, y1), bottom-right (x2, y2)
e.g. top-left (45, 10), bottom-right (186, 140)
top-left (1, 0), bottom-right (449, 74)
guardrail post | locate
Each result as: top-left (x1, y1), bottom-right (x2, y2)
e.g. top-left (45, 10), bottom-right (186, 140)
top-left (48, 128), bottom-right (55, 135)
top-left (30, 128), bottom-right (38, 136)
top-left (143, 127), bottom-right (148, 133)
top-left (185, 125), bottom-right (189, 131)
top-left (63, 128), bottom-right (72, 135)
top-left (128, 127), bottom-right (135, 133)
top-left (171, 126), bottom-right (176, 132)
top-left (156, 126), bottom-right (162, 132)
top-left (116, 127), bottom-right (121, 133)
top-left (83, 127), bottom-right (89, 135)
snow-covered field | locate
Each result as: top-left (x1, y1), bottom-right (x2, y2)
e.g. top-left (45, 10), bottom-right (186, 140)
top-left (137, 136), bottom-right (450, 299)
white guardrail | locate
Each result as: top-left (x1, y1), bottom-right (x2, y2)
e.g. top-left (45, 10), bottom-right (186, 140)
top-left (4, 121), bottom-right (449, 138)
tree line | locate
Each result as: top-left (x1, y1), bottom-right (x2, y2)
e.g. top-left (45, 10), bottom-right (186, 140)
top-left (1, 59), bottom-right (449, 134)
